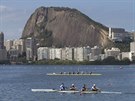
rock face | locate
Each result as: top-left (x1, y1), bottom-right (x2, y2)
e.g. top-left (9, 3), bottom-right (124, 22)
top-left (22, 7), bottom-right (112, 47)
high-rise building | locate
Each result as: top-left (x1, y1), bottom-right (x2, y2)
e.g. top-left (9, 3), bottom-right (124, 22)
top-left (0, 49), bottom-right (7, 61)
top-left (0, 32), bottom-right (7, 61)
top-left (61, 47), bottom-right (74, 60)
top-left (64, 47), bottom-right (74, 61)
top-left (132, 32), bottom-right (135, 41)
top-left (74, 46), bottom-right (91, 61)
top-left (130, 42), bottom-right (135, 61)
top-left (26, 37), bottom-right (36, 61)
top-left (74, 47), bottom-right (84, 61)
top-left (4, 40), bottom-right (13, 51)
top-left (89, 46), bottom-right (102, 61)
top-left (130, 42), bottom-right (135, 52)
top-left (55, 48), bottom-right (62, 60)
top-left (49, 48), bottom-right (56, 60)
top-left (13, 39), bottom-right (25, 55)
top-left (83, 46), bottom-right (91, 60)
top-left (5, 39), bottom-right (25, 56)
top-left (0, 32), bottom-right (4, 49)
top-left (37, 47), bottom-right (49, 60)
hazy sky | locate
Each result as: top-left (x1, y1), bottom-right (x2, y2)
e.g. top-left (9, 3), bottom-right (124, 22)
top-left (0, 0), bottom-right (135, 40)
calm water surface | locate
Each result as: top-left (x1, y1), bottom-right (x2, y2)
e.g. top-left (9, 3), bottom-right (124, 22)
top-left (0, 65), bottom-right (135, 101)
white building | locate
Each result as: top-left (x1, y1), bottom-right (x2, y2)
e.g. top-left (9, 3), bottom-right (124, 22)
top-left (61, 47), bottom-right (74, 60)
top-left (83, 46), bottom-right (91, 61)
top-left (74, 47), bottom-right (84, 61)
top-left (133, 32), bottom-right (135, 41)
top-left (130, 52), bottom-right (135, 61)
top-left (91, 46), bottom-right (102, 56)
top-left (130, 42), bottom-right (135, 52)
top-left (121, 52), bottom-right (130, 60)
top-left (65, 47), bottom-right (74, 60)
top-left (121, 52), bottom-right (135, 61)
top-left (4, 40), bottom-right (13, 51)
top-left (74, 46), bottom-right (91, 61)
top-left (4, 39), bottom-right (25, 60)
top-left (55, 48), bottom-right (62, 59)
top-left (61, 48), bottom-right (66, 60)
top-left (104, 47), bottom-right (120, 59)
top-left (37, 47), bottom-right (49, 60)
top-left (130, 42), bottom-right (135, 61)
top-left (48, 48), bottom-right (62, 60)
top-left (89, 46), bottom-right (102, 61)
top-left (49, 48), bottom-right (56, 60)
top-left (13, 39), bottom-right (25, 54)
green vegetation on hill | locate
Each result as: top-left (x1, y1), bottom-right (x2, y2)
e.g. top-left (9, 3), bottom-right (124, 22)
top-left (113, 42), bottom-right (130, 52)
top-left (0, 60), bottom-right (10, 64)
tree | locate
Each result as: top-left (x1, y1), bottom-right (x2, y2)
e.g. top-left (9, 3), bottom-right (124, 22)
top-left (122, 57), bottom-right (131, 65)
top-left (102, 56), bottom-right (117, 65)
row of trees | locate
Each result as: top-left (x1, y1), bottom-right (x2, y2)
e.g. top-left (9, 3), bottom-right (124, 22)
top-left (0, 56), bottom-right (133, 65)
top-left (34, 56), bottom-right (131, 65)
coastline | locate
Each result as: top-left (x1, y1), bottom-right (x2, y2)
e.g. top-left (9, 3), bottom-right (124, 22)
top-left (1, 59), bottom-right (133, 65)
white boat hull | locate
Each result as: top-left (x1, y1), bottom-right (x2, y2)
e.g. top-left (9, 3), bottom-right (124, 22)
top-left (47, 73), bottom-right (102, 76)
top-left (31, 89), bottom-right (57, 92)
top-left (31, 89), bottom-right (122, 94)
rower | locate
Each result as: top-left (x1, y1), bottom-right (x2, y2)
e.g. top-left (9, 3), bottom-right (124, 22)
top-left (69, 84), bottom-right (76, 90)
top-left (60, 83), bottom-right (66, 91)
top-left (81, 84), bottom-right (87, 91)
top-left (91, 84), bottom-right (99, 91)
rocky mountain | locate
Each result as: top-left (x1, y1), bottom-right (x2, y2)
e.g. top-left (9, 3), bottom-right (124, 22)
top-left (22, 6), bottom-right (112, 47)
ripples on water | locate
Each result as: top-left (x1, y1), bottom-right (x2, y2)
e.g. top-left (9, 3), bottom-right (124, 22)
top-left (0, 65), bottom-right (135, 101)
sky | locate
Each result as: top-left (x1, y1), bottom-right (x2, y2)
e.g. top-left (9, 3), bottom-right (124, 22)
top-left (0, 0), bottom-right (135, 40)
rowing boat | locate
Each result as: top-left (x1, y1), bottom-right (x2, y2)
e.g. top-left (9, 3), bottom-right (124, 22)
top-left (46, 73), bottom-right (102, 76)
top-left (31, 89), bottom-right (122, 94)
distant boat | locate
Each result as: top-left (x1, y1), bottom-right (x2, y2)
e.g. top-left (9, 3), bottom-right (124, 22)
top-left (119, 66), bottom-right (123, 69)
top-left (46, 72), bottom-right (102, 76)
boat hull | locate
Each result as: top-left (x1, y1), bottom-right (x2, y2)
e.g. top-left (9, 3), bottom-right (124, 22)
top-left (46, 73), bottom-right (102, 76)
top-left (31, 89), bottom-right (121, 94)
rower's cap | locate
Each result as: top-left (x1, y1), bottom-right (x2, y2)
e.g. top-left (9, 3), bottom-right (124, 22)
top-left (72, 84), bottom-right (74, 86)
top-left (93, 84), bottom-right (96, 86)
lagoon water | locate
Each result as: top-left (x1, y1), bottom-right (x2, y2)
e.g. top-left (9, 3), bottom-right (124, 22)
top-left (0, 65), bottom-right (135, 101)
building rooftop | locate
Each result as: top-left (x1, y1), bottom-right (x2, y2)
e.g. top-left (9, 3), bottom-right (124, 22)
top-left (111, 28), bottom-right (125, 33)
